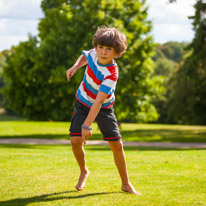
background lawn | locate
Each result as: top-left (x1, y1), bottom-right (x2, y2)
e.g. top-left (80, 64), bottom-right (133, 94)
top-left (0, 144), bottom-right (205, 206)
top-left (0, 121), bottom-right (206, 142)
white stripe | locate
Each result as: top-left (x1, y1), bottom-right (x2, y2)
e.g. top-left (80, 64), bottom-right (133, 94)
top-left (90, 49), bottom-right (97, 59)
top-left (102, 79), bottom-right (116, 88)
top-left (104, 94), bottom-right (114, 103)
top-left (97, 66), bottom-right (111, 76)
top-left (86, 73), bottom-right (100, 90)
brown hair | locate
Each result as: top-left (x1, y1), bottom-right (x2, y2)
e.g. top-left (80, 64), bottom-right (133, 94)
top-left (92, 26), bottom-right (127, 56)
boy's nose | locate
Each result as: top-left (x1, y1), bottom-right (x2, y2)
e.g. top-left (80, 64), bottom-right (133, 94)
top-left (102, 48), bottom-right (106, 54)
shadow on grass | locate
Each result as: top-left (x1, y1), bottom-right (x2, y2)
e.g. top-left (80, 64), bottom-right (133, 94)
top-left (0, 134), bottom-right (70, 139)
top-left (0, 144), bottom-right (70, 149)
top-left (85, 146), bottom-right (206, 151)
top-left (0, 134), bottom-right (102, 140)
top-left (0, 130), bottom-right (206, 142)
top-left (0, 144), bottom-right (205, 151)
top-left (120, 129), bottom-right (206, 143)
top-left (0, 190), bottom-right (121, 206)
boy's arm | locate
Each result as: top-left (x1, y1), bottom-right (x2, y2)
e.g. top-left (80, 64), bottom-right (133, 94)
top-left (82, 91), bottom-right (108, 145)
top-left (66, 54), bottom-right (88, 81)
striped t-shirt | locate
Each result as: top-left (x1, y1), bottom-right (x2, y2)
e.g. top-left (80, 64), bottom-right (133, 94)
top-left (76, 49), bottom-right (118, 108)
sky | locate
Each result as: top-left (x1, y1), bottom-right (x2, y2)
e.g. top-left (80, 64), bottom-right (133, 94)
top-left (0, 0), bottom-right (196, 51)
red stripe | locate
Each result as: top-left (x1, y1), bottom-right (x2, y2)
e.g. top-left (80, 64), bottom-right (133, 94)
top-left (82, 81), bottom-right (96, 99)
top-left (106, 94), bottom-right (112, 98)
top-left (104, 75), bottom-right (117, 82)
top-left (70, 133), bottom-right (82, 136)
top-left (87, 65), bottom-right (102, 85)
top-left (107, 65), bottom-right (118, 74)
top-left (88, 49), bottom-right (94, 54)
top-left (104, 136), bottom-right (120, 139)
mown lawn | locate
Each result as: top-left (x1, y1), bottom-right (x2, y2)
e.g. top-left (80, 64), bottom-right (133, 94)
top-left (0, 121), bottom-right (206, 142)
top-left (0, 144), bottom-right (205, 206)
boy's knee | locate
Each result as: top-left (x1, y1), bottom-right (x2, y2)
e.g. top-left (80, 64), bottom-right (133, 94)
top-left (109, 141), bottom-right (123, 152)
top-left (71, 137), bottom-right (82, 146)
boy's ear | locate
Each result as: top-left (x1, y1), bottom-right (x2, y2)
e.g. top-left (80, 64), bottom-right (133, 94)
top-left (115, 53), bottom-right (121, 58)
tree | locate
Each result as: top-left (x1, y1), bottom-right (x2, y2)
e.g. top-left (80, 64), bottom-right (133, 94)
top-left (156, 42), bottom-right (187, 63)
top-left (167, 0), bottom-right (206, 124)
top-left (2, 0), bottom-right (162, 122)
top-left (0, 50), bottom-right (12, 107)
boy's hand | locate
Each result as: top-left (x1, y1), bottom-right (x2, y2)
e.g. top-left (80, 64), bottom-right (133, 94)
top-left (66, 67), bottom-right (78, 81)
top-left (82, 128), bottom-right (92, 145)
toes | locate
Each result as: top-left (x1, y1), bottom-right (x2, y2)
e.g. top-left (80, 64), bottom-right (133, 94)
top-left (75, 186), bottom-right (83, 191)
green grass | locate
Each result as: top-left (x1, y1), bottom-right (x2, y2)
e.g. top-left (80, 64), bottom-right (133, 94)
top-left (0, 144), bottom-right (205, 206)
top-left (1, 121), bottom-right (206, 142)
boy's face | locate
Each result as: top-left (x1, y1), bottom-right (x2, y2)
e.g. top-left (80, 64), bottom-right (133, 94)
top-left (96, 45), bottom-right (119, 65)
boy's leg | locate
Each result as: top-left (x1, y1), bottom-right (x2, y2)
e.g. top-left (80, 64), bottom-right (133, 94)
top-left (69, 100), bottom-right (91, 191)
top-left (108, 140), bottom-right (141, 195)
top-left (71, 136), bottom-right (89, 191)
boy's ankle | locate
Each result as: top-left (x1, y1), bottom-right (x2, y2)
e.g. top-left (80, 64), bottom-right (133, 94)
top-left (122, 180), bottom-right (130, 186)
top-left (81, 168), bottom-right (89, 174)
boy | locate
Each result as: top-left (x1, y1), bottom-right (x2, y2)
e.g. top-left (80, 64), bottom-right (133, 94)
top-left (66, 26), bottom-right (140, 195)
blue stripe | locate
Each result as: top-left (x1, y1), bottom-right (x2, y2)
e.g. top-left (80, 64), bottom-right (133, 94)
top-left (87, 54), bottom-right (104, 82)
top-left (97, 60), bottom-right (115, 67)
top-left (84, 76), bottom-right (99, 95)
top-left (99, 84), bottom-right (112, 94)
top-left (77, 90), bottom-right (93, 107)
top-left (102, 97), bottom-right (115, 107)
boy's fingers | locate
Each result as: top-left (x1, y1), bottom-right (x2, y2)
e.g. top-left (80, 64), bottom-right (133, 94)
top-left (82, 135), bottom-right (86, 145)
top-left (67, 69), bottom-right (77, 82)
top-left (66, 71), bottom-right (70, 81)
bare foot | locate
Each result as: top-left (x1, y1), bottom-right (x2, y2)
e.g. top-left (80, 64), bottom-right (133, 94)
top-left (75, 169), bottom-right (90, 191)
top-left (121, 182), bottom-right (141, 195)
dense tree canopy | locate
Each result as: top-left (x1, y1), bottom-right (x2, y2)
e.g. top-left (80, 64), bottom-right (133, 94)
top-left (0, 50), bottom-right (11, 107)
top-left (2, 0), bottom-right (162, 121)
top-left (167, 0), bottom-right (206, 124)
top-left (151, 42), bottom-right (187, 123)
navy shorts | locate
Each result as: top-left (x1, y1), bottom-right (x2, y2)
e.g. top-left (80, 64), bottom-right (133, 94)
top-left (69, 100), bottom-right (121, 141)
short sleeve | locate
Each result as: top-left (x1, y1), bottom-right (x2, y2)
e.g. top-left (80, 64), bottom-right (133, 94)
top-left (82, 49), bottom-right (93, 60)
top-left (99, 74), bottom-right (117, 94)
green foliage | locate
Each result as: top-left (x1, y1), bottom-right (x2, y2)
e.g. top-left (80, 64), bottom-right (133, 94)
top-left (167, 0), bottom-right (206, 125)
top-left (0, 54), bottom-right (5, 104)
top-left (0, 50), bottom-right (11, 107)
top-left (151, 42), bottom-right (188, 124)
top-left (153, 58), bottom-right (177, 80)
top-left (153, 42), bottom-right (188, 79)
top-left (156, 41), bottom-right (187, 63)
top-left (2, 0), bottom-right (162, 122)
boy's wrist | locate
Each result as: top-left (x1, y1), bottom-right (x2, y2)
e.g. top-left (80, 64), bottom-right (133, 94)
top-left (81, 124), bottom-right (92, 130)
